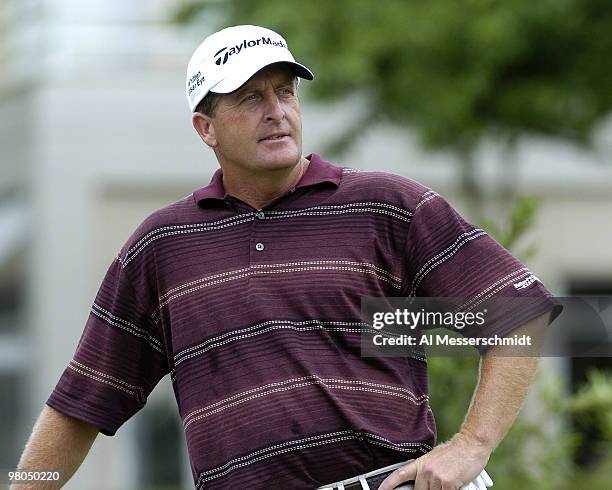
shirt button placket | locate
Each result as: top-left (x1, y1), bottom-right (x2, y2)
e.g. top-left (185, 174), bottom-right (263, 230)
top-left (251, 210), bottom-right (266, 259)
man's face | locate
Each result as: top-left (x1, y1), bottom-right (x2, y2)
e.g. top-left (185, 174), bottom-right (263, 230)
top-left (199, 64), bottom-right (303, 175)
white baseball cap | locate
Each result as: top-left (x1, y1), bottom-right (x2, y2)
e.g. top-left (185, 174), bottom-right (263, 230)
top-left (186, 25), bottom-right (314, 112)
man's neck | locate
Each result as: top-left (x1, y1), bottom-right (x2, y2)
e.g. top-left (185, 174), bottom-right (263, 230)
top-left (221, 157), bottom-right (309, 210)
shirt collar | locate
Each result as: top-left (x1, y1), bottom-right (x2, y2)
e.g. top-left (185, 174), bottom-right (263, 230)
top-left (193, 153), bottom-right (342, 206)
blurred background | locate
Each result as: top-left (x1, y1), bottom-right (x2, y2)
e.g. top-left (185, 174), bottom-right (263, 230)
top-left (1, 1), bottom-right (611, 488)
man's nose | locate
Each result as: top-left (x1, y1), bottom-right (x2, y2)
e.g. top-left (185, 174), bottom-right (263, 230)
top-left (264, 94), bottom-right (285, 121)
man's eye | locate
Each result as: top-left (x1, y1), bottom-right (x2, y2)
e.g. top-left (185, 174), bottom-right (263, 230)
top-left (244, 94), bottom-right (259, 102)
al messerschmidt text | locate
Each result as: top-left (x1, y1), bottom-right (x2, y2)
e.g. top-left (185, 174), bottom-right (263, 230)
top-left (373, 333), bottom-right (532, 347)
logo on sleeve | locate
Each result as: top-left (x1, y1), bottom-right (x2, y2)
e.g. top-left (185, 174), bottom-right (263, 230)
top-left (513, 274), bottom-right (540, 290)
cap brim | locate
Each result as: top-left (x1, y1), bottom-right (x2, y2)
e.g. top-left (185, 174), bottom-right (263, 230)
top-left (210, 58), bottom-right (313, 95)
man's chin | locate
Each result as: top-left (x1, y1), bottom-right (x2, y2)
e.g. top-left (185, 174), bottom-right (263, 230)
top-left (255, 148), bottom-right (301, 170)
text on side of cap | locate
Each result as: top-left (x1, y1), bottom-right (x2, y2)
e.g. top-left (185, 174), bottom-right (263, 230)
top-left (188, 71), bottom-right (206, 96)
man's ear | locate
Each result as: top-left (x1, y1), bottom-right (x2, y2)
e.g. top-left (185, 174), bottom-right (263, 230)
top-left (192, 112), bottom-right (217, 148)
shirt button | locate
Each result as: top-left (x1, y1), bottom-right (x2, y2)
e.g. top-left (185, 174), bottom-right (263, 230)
top-left (256, 211), bottom-right (265, 220)
top-left (255, 242), bottom-right (265, 252)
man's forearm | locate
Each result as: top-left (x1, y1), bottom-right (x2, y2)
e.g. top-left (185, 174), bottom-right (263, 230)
top-left (459, 311), bottom-right (551, 452)
top-left (11, 405), bottom-right (99, 489)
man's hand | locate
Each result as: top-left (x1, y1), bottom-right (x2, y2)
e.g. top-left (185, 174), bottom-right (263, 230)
top-left (379, 432), bottom-right (492, 490)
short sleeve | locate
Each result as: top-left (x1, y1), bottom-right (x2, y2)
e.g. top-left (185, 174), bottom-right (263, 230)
top-left (404, 191), bottom-right (562, 352)
top-left (46, 239), bottom-right (169, 436)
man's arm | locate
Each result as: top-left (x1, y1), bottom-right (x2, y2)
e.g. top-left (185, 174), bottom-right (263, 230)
top-left (380, 311), bottom-right (551, 490)
top-left (10, 405), bottom-right (99, 489)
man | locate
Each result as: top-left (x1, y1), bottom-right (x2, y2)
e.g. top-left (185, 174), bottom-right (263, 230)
top-left (14, 25), bottom-right (559, 489)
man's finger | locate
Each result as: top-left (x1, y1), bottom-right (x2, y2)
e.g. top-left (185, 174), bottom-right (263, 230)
top-left (429, 479), bottom-right (442, 490)
top-left (413, 471), bottom-right (429, 490)
top-left (378, 461), bottom-right (417, 490)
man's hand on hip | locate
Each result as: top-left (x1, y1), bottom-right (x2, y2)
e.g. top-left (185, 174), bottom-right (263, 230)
top-left (378, 432), bottom-right (492, 490)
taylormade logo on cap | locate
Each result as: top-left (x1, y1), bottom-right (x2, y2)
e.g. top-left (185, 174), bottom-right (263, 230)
top-left (185, 25), bottom-right (314, 112)
top-left (214, 37), bottom-right (288, 66)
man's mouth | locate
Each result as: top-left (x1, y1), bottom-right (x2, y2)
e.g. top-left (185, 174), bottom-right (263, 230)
top-left (259, 133), bottom-right (290, 142)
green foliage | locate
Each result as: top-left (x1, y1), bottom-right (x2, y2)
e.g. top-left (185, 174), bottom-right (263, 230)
top-left (481, 196), bottom-right (540, 260)
top-left (567, 370), bottom-right (612, 442)
top-left (173, 1), bottom-right (206, 25)
top-left (173, 0), bottom-right (612, 151)
top-left (428, 357), bottom-right (612, 489)
top-left (560, 450), bottom-right (612, 490)
top-left (427, 357), bottom-right (479, 443)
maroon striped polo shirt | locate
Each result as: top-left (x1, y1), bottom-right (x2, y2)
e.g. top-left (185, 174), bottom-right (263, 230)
top-left (47, 153), bottom-right (557, 489)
